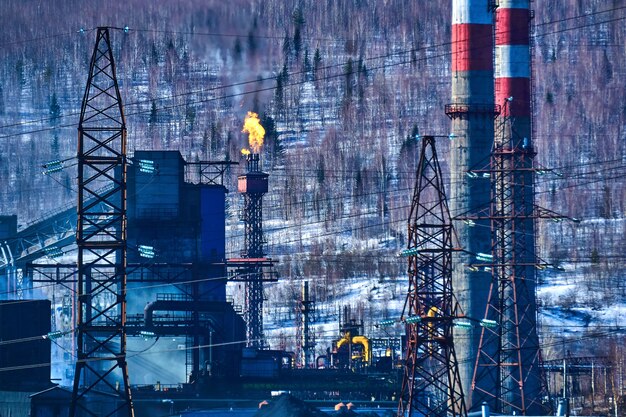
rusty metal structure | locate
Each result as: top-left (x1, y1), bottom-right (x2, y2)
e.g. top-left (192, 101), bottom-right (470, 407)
top-left (466, 101), bottom-right (572, 414)
top-left (469, 101), bottom-right (547, 415)
top-left (237, 153), bottom-right (272, 349)
top-left (466, 2), bottom-right (553, 414)
top-left (70, 27), bottom-right (134, 416)
top-left (299, 281), bottom-right (316, 367)
top-left (397, 136), bottom-right (467, 417)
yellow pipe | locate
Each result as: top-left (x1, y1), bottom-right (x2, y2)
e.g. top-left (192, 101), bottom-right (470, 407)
top-left (351, 335), bottom-right (371, 364)
top-left (335, 331), bottom-right (351, 350)
top-left (335, 332), bottom-right (371, 365)
top-left (427, 306), bottom-right (438, 340)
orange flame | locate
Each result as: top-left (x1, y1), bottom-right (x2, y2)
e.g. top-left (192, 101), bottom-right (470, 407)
top-left (241, 148), bottom-right (251, 156)
top-left (242, 111), bottom-right (265, 153)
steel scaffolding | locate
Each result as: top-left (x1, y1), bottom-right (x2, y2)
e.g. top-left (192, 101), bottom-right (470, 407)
top-left (238, 153), bottom-right (271, 349)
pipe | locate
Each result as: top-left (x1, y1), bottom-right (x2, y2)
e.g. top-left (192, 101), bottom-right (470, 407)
top-left (481, 402), bottom-right (490, 417)
top-left (335, 332), bottom-right (351, 350)
top-left (556, 398), bottom-right (569, 417)
top-left (427, 306), bottom-right (439, 339)
top-left (142, 300), bottom-right (237, 382)
top-left (316, 355), bottom-right (327, 369)
top-left (143, 300), bottom-right (232, 329)
top-left (335, 331), bottom-right (371, 365)
top-left (351, 335), bottom-right (371, 364)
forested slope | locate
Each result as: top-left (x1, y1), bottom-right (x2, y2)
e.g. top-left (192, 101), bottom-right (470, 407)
top-left (0, 0), bottom-right (624, 365)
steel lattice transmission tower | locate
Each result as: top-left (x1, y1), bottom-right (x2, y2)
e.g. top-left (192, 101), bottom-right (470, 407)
top-left (469, 102), bottom-right (552, 415)
top-left (300, 281), bottom-right (316, 367)
top-left (397, 136), bottom-right (467, 417)
top-left (466, 1), bottom-right (560, 412)
top-left (70, 27), bottom-right (134, 417)
top-left (238, 153), bottom-right (269, 349)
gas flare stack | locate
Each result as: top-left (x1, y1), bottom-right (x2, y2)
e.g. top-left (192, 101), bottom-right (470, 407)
top-left (238, 152), bottom-right (269, 348)
top-left (237, 112), bottom-right (276, 349)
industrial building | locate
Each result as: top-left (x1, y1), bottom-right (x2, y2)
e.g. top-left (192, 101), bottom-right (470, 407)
top-left (0, 145), bottom-right (401, 415)
top-left (125, 150), bottom-right (244, 384)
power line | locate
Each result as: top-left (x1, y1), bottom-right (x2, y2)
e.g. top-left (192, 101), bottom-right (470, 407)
top-left (0, 169), bottom-right (619, 287)
top-left (0, 29), bottom-right (92, 48)
top-left (131, 28), bottom-right (343, 43)
top-left (1, 9), bottom-right (625, 137)
top-left (1, 163), bottom-right (621, 266)
top-left (0, 156), bottom-right (617, 246)
top-left (0, 321), bottom-right (624, 373)
top-left (2, 4), bottom-right (625, 51)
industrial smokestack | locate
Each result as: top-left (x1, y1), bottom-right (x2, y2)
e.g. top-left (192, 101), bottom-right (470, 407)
top-left (495, 0), bottom-right (531, 136)
top-left (446, 0), bottom-right (496, 408)
top-left (238, 112), bottom-right (270, 349)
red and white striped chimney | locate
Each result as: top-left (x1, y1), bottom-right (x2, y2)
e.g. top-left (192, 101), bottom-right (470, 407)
top-left (448, 0), bottom-right (495, 410)
top-left (452, 1), bottom-right (493, 87)
top-left (495, 0), bottom-right (531, 143)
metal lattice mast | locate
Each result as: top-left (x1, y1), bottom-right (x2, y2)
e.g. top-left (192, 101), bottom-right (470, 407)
top-left (70, 27), bottom-right (134, 417)
top-left (397, 136), bottom-right (467, 417)
top-left (295, 292), bottom-right (303, 366)
top-left (301, 281), bottom-right (316, 367)
top-left (470, 101), bottom-right (549, 415)
top-left (239, 154), bottom-right (269, 349)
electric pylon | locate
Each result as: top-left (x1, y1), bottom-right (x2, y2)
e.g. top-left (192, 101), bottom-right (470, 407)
top-left (397, 136), bottom-right (467, 417)
top-left (70, 27), bottom-right (134, 417)
top-left (468, 101), bottom-right (555, 415)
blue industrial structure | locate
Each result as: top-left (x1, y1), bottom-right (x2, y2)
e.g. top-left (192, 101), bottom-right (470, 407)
top-left (125, 150), bottom-right (244, 383)
top-left (1, 148), bottom-right (244, 388)
top-left (0, 300), bottom-right (52, 391)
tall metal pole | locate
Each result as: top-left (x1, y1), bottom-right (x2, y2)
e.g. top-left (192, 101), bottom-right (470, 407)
top-left (70, 27), bottom-right (134, 417)
top-left (397, 136), bottom-right (467, 417)
top-left (301, 281), bottom-right (315, 367)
